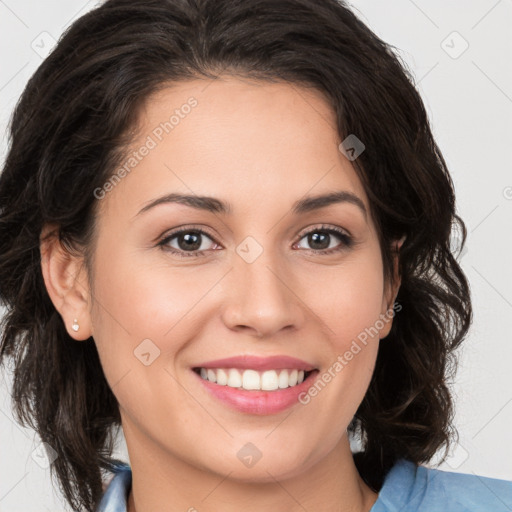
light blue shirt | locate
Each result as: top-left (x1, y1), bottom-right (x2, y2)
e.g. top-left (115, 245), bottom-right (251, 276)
top-left (95, 458), bottom-right (512, 511)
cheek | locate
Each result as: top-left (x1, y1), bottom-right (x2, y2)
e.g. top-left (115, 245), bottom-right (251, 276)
top-left (91, 245), bottom-right (210, 349)
top-left (310, 248), bottom-right (386, 348)
top-left (88, 241), bottom-right (234, 425)
top-left (88, 251), bottom-right (205, 428)
top-left (304, 245), bottom-right (384, 405)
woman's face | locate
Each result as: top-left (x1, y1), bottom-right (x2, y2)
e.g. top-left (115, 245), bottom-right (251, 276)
top-left (86, 76), bottom-right (396, 481)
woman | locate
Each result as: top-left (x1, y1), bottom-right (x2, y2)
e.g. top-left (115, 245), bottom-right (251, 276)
top-left (0, 0), bottom-right (511, 511)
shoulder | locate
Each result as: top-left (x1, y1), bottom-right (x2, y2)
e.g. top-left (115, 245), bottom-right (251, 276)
top-left (95, 462), bottom-right (132, 512)
top-left (371, 458), bottom-right (512, 512)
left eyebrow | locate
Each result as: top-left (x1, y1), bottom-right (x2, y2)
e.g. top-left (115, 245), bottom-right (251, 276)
top-left (133, 190), bottom-right (367, 219)
top-left (292, 191), bottom-right (367, 217)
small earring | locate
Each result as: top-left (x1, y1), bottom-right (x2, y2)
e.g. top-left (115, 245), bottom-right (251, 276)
top-left (72, 319), bottom-right (79, 332)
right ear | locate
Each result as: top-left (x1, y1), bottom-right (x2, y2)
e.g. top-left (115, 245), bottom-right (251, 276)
top-left (39, 224), bottom-right (93, 341)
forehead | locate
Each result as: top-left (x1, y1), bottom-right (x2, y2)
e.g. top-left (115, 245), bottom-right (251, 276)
top-left (97, 76), bottom-right (369, 222)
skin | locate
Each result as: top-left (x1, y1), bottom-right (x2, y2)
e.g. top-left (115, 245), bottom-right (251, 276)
top-left (41, 76), bottom-right (401, 512)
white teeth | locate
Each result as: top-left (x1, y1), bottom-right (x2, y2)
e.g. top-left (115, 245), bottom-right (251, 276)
top-left (242, 369), bottom-right (260, 390)
top-left (261, 370), bottom-right (279, 391)
top-left (278, 369), bottom-right (289, 388)
top-left (197, 368), bottom-right (308, 390)
top-left (216, 368), bottom-right (228, 385)
top-left (227, 368), bottom-right (242, 388)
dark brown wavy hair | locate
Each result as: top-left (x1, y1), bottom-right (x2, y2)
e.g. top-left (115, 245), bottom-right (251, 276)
top-left (0, 0), bottom-right (471, 510)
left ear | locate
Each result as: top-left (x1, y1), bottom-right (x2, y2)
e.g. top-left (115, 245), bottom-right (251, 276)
top-left (379, 236), bottom-right (405, 339)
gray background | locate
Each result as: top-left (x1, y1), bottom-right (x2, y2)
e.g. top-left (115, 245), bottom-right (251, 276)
top-left (1, 0), bottom-right (511, 510)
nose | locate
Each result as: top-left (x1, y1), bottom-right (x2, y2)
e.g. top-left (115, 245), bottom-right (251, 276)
top-left (220, 247), bottom-right (305, 338)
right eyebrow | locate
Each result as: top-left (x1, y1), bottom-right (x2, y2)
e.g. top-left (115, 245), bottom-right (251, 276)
top-left (134, 193), bottom-right (231, 218)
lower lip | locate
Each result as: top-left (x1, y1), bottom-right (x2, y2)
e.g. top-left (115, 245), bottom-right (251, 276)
top-left (192, 369), bottom-right (319, 415)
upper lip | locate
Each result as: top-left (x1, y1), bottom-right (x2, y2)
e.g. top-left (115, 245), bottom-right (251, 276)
top-left (193, 355), bottom-right (316, 372)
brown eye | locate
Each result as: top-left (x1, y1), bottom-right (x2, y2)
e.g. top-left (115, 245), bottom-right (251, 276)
top-left (158, 228), bottom-right (219, 257)
top-left (295, 226), bottom-right (353, 254)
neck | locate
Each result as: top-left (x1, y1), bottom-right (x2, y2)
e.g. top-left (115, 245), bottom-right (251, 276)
top-left (124, 427), bottom-right (378, 512)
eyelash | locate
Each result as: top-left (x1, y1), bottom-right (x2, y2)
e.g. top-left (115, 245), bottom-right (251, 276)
top-left (157, 224), bottom-right (354, 258)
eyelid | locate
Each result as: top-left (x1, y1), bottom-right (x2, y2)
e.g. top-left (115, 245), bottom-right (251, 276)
top-left (295, 223), bottom-right (352, 240)
top-left (158, 224), bottom-right (220, 244)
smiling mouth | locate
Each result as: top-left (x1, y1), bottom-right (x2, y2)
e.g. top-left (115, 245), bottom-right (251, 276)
top-left (192, 367), bottom-right (317, 391)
